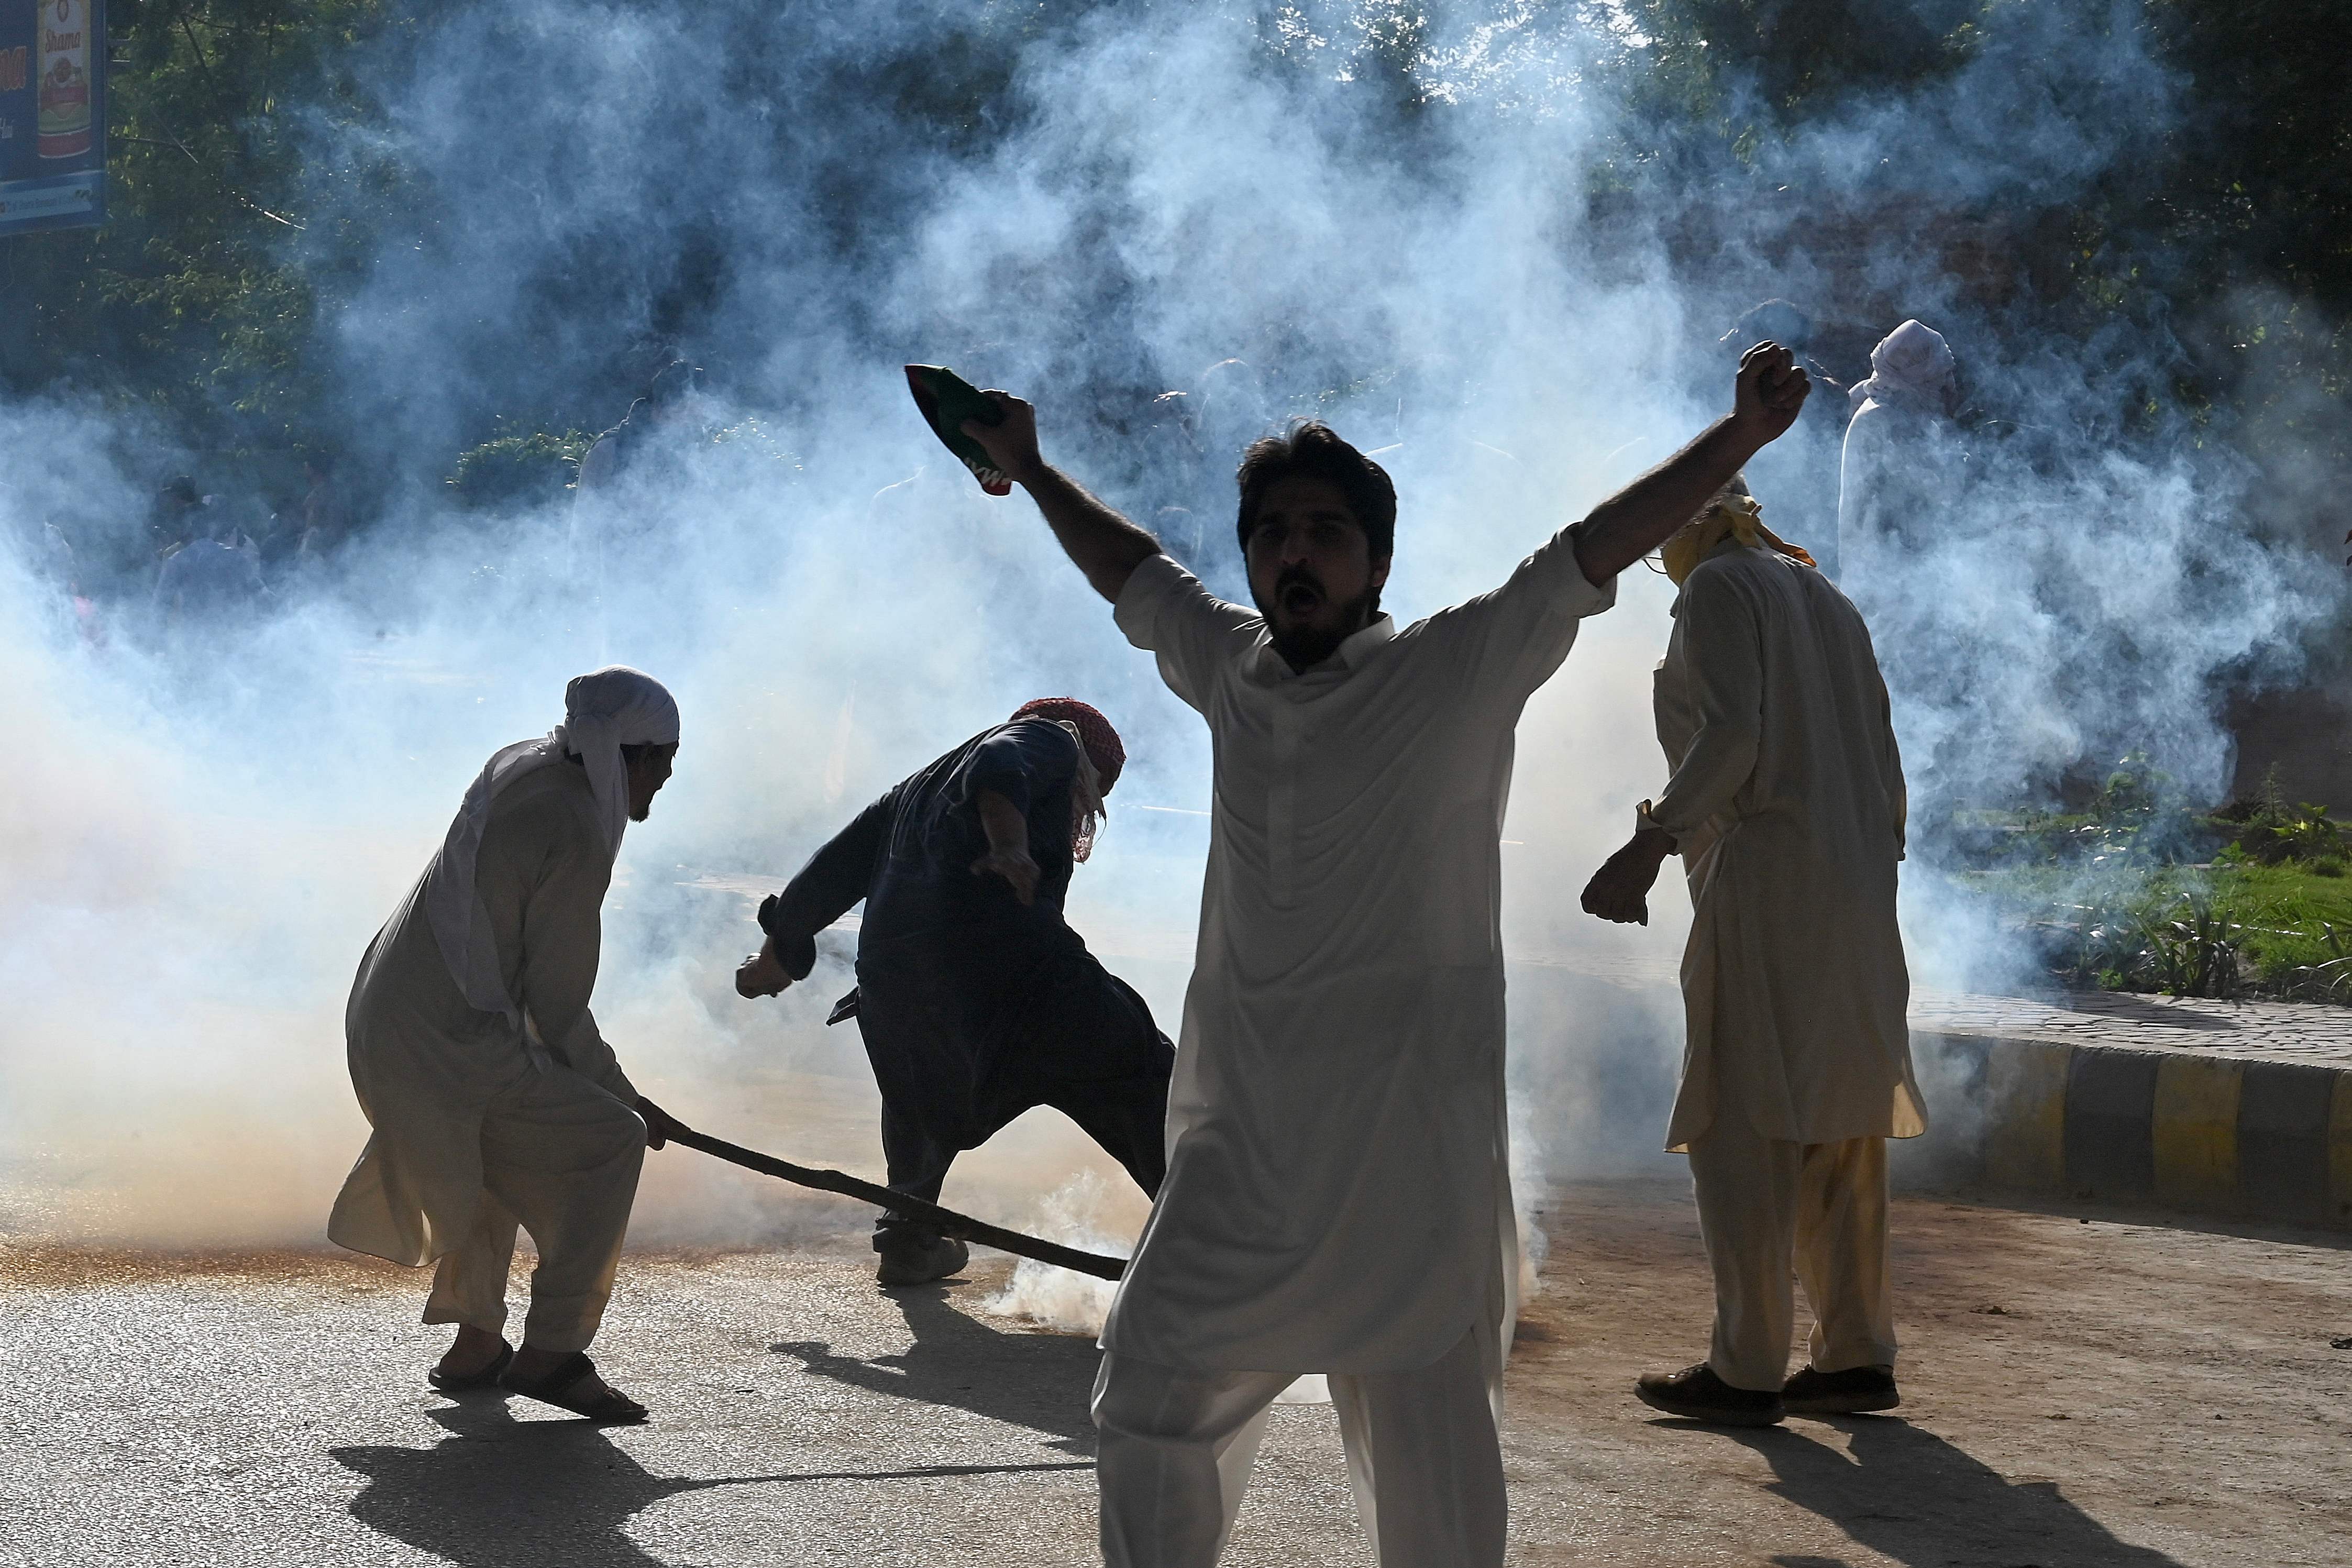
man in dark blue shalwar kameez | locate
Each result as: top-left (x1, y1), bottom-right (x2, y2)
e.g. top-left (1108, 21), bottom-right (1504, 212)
top-left (736, 698), bottom-right (1174, 1286)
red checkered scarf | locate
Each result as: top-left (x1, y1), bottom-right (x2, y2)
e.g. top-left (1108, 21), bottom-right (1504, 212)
top-left (1011, 698), bottom-right (1124, 862)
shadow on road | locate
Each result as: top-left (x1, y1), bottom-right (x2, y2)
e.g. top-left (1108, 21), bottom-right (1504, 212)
top-left (772, 1279), bottom-right (1102, 1453)
top-left (334, 1403), bottom-right (766, 1568)
top-left (1718, 1417), bottom-right (2185, 1567)
top-left (333, 1396), bottom-right (1090, 1567)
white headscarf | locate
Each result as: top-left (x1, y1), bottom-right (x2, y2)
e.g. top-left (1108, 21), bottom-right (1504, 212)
top-left (1849, 319), bottom-right (1956, 414)
top-left (424, 666), bottom-right (680, 1027)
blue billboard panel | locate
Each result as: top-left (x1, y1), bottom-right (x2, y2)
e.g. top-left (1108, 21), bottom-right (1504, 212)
top-left (0, 0), bottom-right (105, 236)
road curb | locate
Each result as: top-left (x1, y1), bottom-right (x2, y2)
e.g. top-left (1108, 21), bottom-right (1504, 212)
top-left (1911, 1032), bottom-right (2352, 1228)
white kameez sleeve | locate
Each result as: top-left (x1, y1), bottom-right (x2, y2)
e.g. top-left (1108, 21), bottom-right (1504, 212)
top-left (1113, 553), bottom-right (1261, 713)
top-left (1648, 568), bottom-right (1764, 843)
top-left (1430, 521), bottom-right (1618, 703)
top-left (518, 836), bottom-right (638, 1103)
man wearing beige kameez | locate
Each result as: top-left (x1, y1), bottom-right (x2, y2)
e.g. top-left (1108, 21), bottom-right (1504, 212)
top-left (329, 667), bottom-right (683, 1422)
top-left (1583, 478), bottom-right (1926, 1427)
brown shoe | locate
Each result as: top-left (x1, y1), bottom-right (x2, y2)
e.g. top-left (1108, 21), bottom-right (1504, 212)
top-left (1782, 1364), bottom-right (1900, 1415)
top-left (1635, 1363), bottom-right (1785, 1427)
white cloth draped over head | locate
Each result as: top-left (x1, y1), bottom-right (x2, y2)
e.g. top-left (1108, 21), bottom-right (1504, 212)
top-left (1848, 319), bottom-right (1955, 414)
top-left (425, 666), bottom-right (679, 1028)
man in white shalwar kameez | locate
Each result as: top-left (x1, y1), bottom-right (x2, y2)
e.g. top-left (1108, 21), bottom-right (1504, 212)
top-left (957, 346), bottom-right (1815, 1566)
top-left (329, 666), bottom-right (684, 1423)
top-left (1582, 478), bottom-right (1926, 1427)
top-left (1836, 318), bottom-right (1959, 605)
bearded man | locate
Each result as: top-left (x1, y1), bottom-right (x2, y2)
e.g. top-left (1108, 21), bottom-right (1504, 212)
top-left (1582, 476), bottom-right (1925, 1427)
top-left (737, 699), bottom-right (1174, 1288)
top-left (956, 344), bottom-right (1812, 1567)
top-left (329, 666), bottom-right (684, 1423)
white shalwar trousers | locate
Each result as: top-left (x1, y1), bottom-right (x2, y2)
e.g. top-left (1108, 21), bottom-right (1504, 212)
top-left (1687, 1111), bottom-right (1897, 1392)
top-left (1092, 1322), bottom-right (1505, 1568)
top-left (422, 1059), bottom-right (646, 1354)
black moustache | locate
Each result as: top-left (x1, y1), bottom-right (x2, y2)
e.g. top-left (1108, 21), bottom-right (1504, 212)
top-left (1276, 570), bottom-right (1325, 599)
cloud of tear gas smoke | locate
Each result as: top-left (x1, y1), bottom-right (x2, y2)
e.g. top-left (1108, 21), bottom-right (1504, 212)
top-left (0, 2), bottom-right (2336, 1255)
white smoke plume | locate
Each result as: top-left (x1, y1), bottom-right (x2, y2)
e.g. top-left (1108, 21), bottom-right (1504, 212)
top-left (0, 2), bottom-right (2337, 1259)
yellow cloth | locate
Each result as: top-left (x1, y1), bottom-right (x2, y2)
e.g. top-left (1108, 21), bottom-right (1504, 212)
top-left (1663, 494), bottom-right (1816, 586)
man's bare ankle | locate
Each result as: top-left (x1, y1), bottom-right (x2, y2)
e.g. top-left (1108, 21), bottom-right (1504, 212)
top-left (438, 1324), bottom-right (506, 1372)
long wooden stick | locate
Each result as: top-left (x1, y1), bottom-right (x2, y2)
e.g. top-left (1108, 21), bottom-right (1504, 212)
top-left (665, 1123), bottom-right (1129, 1282)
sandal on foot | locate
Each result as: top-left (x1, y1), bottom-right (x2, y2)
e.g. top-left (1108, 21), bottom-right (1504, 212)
top-left (499, 1352), bottom-right (648, 1423)
top-left (428, 1339), bottom-right (515, 1393)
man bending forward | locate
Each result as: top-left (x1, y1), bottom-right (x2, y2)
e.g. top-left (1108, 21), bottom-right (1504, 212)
top-left (329, 667), bottom-right (683, 1422)
top-left (737, 700), bottom-right (1174, 1287)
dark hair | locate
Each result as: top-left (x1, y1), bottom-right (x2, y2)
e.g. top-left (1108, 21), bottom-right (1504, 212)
top-left (1233, 421), bottom-right (1396, 562)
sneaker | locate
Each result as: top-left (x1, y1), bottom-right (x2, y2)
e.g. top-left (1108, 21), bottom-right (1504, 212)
top-left (874, 1229), bottom-right (969, 1288)
top-left (1781, 1364), bottom-right (1900, 1415)
top-left (1635, 1363), bottom-right (1786, 1427)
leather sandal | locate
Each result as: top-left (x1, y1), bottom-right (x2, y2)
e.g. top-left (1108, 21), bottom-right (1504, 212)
top-left (427, 1339), bottom-right (514, 1393)
top-left (499, 1352), bottom-right (648, 1423)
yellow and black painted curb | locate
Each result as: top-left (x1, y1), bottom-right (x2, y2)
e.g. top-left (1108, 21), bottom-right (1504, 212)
top-left (1915, 1032), bottom-right (2352, 1228)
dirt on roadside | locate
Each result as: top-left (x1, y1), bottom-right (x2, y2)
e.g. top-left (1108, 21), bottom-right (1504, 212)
top-left (1500, 1181), bottom-right (2352, 1567)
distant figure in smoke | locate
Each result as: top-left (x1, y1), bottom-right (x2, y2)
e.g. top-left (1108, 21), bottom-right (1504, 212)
top-left (576, 359), bottom-right (708, 496)
top-left (1720, 300), bottom-right (1847, 575)
top-left (328, 667), bottom-right (686, 1424)
top-left (957, 344), bottom-right (1813, 1567)
top-left (147, 474), bottom-right (207, 561)
top-left (1190, 356), bottom-right (1273, 472)
top-left (150, 477), bottom-right (267, 625)
top-left (1721, 300), bottom-right (1849, 413)
top-left (1141, 388), bottom-right (1206, 561)
top-left (1581, 475), bottom-right (1925, 1428)
top-left (1837, 318), bottom-right (1960, 596)
top-left (735, 700), bottom-right (1175, 1289)
top-left (295, 453), bottom-right (357, 565)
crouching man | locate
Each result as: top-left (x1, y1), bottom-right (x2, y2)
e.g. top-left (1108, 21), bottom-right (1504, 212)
top-left (1581, 477), bottom-right (1927, 1426)
top-left (329, 666), bottom-right (684, 1423)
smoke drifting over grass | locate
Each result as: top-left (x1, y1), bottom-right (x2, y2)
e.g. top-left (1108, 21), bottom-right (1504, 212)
top-left (1, 2), bottom-right (2337, 1252)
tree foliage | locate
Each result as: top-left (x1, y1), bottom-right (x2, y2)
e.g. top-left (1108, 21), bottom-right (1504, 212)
top-left (0, 0), bottom-right (2343, 508)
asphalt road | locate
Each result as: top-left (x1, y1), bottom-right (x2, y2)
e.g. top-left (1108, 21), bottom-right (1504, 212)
top-left (3, 1182), bottom-right (2346, 1567)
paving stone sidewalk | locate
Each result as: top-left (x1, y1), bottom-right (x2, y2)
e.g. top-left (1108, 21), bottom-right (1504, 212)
top-left (1908, 987), bottom-right (2352, 1066)
top-left (1514, 945), bottom-right (2352, 1066)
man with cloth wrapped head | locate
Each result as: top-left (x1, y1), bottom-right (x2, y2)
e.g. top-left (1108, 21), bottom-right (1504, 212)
top-left (1581, 475), bottom-right (1925, 1427)
top-left (736, 698), bottom-right (1174, 1289)
top-left (954, 344), bottom-right (1813, 1567)
top-left (329, 666), bottom-right (685, 1423)
top-left (1836, 317), bottom-right (1961, 601)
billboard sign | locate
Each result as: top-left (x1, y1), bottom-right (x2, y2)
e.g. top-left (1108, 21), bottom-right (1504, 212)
top-left (0, 0), bottom-right (105, 237)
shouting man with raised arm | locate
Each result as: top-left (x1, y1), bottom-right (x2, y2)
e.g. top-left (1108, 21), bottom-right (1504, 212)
top-left (957, 343), bottom-right (1812, 1568)
top-left (736, 699), bottom-right (1175, 1288)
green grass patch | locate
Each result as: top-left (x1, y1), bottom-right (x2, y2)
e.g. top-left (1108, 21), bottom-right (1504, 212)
top-left (1962, 860), bottom-right (2352, 1000)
